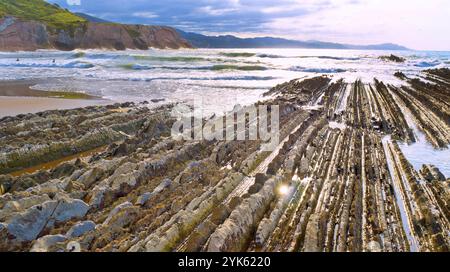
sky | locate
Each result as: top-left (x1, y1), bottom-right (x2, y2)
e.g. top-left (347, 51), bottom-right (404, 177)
top-left (47, 0), bottom-right (450, 50)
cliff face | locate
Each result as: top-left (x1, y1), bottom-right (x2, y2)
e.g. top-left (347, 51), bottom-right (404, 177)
top-left (0, 17), bottom-right (192, 51)
top-left (0, 17), bottom-right (49, 51)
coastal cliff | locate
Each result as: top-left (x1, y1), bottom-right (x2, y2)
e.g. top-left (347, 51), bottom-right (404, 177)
top-left (0, 16), bottom-right (192, 51)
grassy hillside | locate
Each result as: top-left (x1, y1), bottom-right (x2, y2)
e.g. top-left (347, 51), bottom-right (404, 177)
top-left (0, 0), bottom-right (85, 29)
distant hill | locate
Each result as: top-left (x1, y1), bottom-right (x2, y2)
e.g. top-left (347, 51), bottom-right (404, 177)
top-left (75, 12), bottom-right (110, 23)
top-left (0, 0), bottom-right (191, 51)
top-left (0, 0), bottom-right (86, 30)
top-left (177, 30), bottom-right (410, 51)
top-left (345, 43), bottom-right (410, 51)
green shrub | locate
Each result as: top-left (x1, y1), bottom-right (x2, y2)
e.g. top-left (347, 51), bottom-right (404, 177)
top-left (0, 0), bottom-right (86, 30)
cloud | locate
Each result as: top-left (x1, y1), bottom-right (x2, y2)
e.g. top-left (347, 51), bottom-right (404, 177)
top-left (66, 0), bottom-right (81, 6)
top-left (261, 0), bottom-right (450, 50)
top-left (196, 6), bottom-right (238, 16)
top-left (46, 0), bottom-right (450, 50)
top-left (132, 12), bottom-right (159, 19)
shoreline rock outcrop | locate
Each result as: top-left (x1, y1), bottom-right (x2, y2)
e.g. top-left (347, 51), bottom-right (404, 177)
top-left (0, 69), bottom-right (449, 252)
top-left (379, 54), bottom-right (406, 63)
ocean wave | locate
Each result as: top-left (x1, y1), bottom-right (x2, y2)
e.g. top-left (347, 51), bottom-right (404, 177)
top-left (84, 53), bottom-right (122, 60)
top-left (95, 75), bottom-right (278, 82)
top-left (210, 65), bottom-right (267, 71)
top-left (119, 64), bottom-right (203, 71)
top-left (120, 64), bottom-right (152, 70)
top-left (317, 56), bottom-right (360, 61)
top-left (414, 60), bottom-right (441, 67)
top-left (257, 54), bottom-right (286, 58)
top-left (186, 83), bottom-right (268, 90)
top-left (71, 52), bottom-right (86, 58)
top-left (0, 61), bottom-right (95, 69)
top-left (219, 52), bottom-right (256, 58)
top-left (129, 55), bottom-right (250, 64)
top-left (119, 64), bottom-right (268, 71)
top-left (132, 55), bottom-right (206, 62)
top-left (256, 54), bottom-right (360, 60)
top-left (143, 75), bottom-right (276, 81)
top-left (290, 66), bottom-right (347, 73)
top-left (300, 56), bottom-right (360, 61)
top-left (211, 75), bottom-right (276, 80)
top-left (68, 62), bottom-right (95, 68)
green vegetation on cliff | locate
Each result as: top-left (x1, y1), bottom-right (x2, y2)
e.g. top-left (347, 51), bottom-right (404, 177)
top-left (0, 0), bottom-right (85, 29)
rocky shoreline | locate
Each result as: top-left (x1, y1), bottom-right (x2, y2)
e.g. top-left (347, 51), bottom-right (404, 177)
top-left (0, 69), bottom-right (449, 252)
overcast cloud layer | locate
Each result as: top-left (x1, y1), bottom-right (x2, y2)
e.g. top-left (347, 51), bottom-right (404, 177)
top-left (48, 0), bottom-right (450, 50)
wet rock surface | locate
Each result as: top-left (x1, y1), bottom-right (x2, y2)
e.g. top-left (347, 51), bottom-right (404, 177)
top-left (0, 70), bottom-right (449, 252)
top-left (379, 54), bottom-right (406, 63)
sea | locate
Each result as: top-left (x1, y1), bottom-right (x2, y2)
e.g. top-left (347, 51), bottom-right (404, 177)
top-left (0, 48), bottom-right (449, 113)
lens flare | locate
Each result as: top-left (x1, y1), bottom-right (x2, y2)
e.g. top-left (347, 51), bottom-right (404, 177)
top-left (278, 184), bottom-right (289, 196)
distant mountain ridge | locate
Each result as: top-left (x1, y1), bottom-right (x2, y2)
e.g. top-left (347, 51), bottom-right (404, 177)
top-left (62, 12), bottom-right (412, 51)
top-left (177, 30), bottom-right (410, 50)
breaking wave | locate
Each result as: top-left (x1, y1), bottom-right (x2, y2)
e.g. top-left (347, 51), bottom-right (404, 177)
top-left (119, 64), bottom-right (152, 70)
top-left (71, 52), bottom-right (86, 58)
top-left (97, 75), bottom-right (278, 82)
top-left (210, 75), bottom-right (276, 80)
top-left (0, 61), bottom-right (95, 69)
top-left (299, 56), bottom-right (361, 61)
top-left (119, 64), bottom-right (268, 71)
top-left (257, 54), bottom-right (286, 58)
top-left (210, 65), bottom-right (267, 71)
top-left (290, 66), bottom-right (347, 73)
top-left (256, 54), bottom-right (360, 60)
top-left (83, 53), bottom-right (122, 60)
top-left (414, 60), bottom-right (441, 67)
top-left (219, 52), bottom-right (256, 58)
top-left (132, 55), bottom-right (206, 62)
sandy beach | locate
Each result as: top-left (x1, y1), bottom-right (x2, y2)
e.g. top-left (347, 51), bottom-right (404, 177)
top-left (0, 79), bottom-right (110, 117)
top-left (0, 96), bottom-right (109, 117)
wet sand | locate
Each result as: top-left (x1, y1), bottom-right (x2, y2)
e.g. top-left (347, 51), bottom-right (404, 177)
top-left (0, 79), bottom-right (110, 117)
top-left (0, 96), bottom-right (110, 117)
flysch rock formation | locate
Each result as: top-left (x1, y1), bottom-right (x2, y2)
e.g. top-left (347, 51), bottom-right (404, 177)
top-left (0, 68), bottom-right (449, 252)
top-left (0, 16), bottom-right (192, 51)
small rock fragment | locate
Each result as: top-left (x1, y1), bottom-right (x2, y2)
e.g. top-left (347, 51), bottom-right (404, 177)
top-left (30, 234), bottom-right (67, 252)
top-left (66, 221), bottom-right (96, 238)
top-left (135, 192), bottom-right (153, 206)
top-left (103, 201), bottom-right (133, 226)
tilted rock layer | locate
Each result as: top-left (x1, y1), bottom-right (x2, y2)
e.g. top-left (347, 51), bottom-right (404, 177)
top-left (0, 69), bottom-right (449, 252)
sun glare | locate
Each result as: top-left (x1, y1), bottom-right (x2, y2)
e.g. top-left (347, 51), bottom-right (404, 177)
top-left (278, 184), bottom-right (290, 196)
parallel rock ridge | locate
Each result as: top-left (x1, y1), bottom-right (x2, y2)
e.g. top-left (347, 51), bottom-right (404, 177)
top-left (0, 16), bottom-right (192, 51)
top-left (0, 69), bottom-right (449, 252)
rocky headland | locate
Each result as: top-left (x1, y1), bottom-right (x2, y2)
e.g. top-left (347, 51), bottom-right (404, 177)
top-left (0, 16), bottom-right (192, 51)
top-left (0, 69), bottom-right (449, 252)
top-left (0, 0), bottom-right (191, 51)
